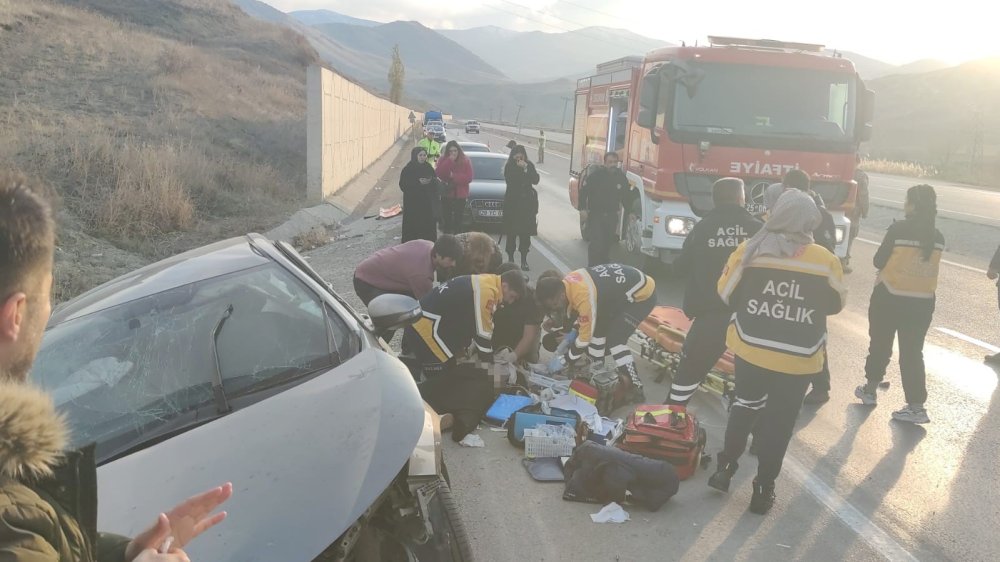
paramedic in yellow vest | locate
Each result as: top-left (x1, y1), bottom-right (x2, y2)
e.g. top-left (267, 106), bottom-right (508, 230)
top-left (854, 184), bottom-right (943, 424)
top-left (417, 128), bottom-right (442, 166)
top-left (536, 264), bottom-right (656, 404)
top-left (707, 190), bottom-right (845, 515)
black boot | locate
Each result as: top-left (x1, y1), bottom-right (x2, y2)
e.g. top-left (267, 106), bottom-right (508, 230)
top-left (708, 453), bottom-right (739, 492)
top-left (749, 479), bottom-right (776, 514)
top-left (520, 251), bottom-right (530, 271)
top-left (616, 363), bottom-right (645, 404)
top-left (507, 252), bottom-right (515, 264)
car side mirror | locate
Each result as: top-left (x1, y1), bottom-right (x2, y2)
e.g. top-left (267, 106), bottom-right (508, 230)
top-left (368, 294), bottom-right (422, 337)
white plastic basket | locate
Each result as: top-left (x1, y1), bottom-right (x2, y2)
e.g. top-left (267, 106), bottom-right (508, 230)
top-left (523, 427), bottom-right (577, 458)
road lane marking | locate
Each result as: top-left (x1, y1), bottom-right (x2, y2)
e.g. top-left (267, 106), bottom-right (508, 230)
top-left (935, 327), bottom-right (1000, 353)
top-left (783, 458), bottom-right (919, 562)
top-left (871, 198), bottom-right (999, 223)
top-left (533, 235), bottom-right (921, 561)
top-left (855, 238), bottom-right (988, 274)
top-left (538, 168), bottom-right (550, 175)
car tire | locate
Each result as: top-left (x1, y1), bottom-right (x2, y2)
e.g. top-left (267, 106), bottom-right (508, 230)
top-left (424, 478), bottom-right (474, 562)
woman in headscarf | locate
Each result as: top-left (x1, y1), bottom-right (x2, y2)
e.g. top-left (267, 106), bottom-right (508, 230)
top-left (855, 184), bottom-right (943, 424)
top-left (399, 146), bottom-right (439, 242)
top-left (436, 141), bottom-right (474, 235)
top-left (502, 145), bottom-right (540, 270)
top-left (707, 189), bottom-right (846, 515)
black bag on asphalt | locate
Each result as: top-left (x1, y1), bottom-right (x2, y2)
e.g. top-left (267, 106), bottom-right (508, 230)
top-left (563, 441), bottom-right (679, 511)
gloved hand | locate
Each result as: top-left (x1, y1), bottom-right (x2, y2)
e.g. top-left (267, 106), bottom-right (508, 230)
top-left (547, 354), bottom-right (567, 374)
top-left (494, 348), bottom-right (518, 365)
top-left (554, 329), bottom-right (578, 357)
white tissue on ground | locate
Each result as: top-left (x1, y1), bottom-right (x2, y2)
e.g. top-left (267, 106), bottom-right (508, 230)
top-left (459, 434), bottom-right (485, 448)
top-left (590, 502), bottom-right (630, 523)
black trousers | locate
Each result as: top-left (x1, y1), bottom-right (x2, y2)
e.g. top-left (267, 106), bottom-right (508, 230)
top-left (587, 214), bottom-right (617, 267)
top-left (864, 285), bottom-right (935, 405)
top-left (605, 296), bottom-right (657, 390)
top-left (441, 197), bottom-right (467, 234)
top-left (352, 276), bottom-right (414, 307)
top-left (721, 357), bottom-right (812, 485)
top-left (810, 357), bottom-right (831, 393)
top-left (418, 363), bottom-right (494, 442)
top-left (505, 233), bottom-right (531, 256)
top-left (666, 311), bottom-right (731, 405)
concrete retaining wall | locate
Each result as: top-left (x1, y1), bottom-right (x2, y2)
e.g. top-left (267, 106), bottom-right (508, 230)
top-left (307, 65), bottom-right (416, 203)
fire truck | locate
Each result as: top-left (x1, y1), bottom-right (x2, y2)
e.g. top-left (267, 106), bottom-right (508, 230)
top-left (568, 37), bottom-right (875, 264)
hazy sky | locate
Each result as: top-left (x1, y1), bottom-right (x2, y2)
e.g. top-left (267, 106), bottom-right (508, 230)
top-left (261, 0), bottom-right (995, 65)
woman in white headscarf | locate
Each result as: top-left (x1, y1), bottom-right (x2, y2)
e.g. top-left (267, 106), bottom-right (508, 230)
top-left (707, 189), bottom-right (846, 515)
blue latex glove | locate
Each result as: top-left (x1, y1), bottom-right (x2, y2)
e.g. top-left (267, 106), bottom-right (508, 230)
top-left (547, 355), bottom-right (566, 374)
top-left (554, 329), bottom-right (578, 356)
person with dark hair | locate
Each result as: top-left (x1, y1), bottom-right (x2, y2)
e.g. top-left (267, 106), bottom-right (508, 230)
top-left (580, 152), bottom-right (630, 266)
top-left (493, 264), bottom-right (542, 363)
top-left (855, 184), bottom-right (944, 424)
top-left (988, 245), bottom-right (1000, 365)
top-left (0, 172), bottom-right (231, 561)
top-left (404, 271), bottom-right (526, 440)
top-left (436, 141), bottom-right (474, 234)
top-left (353, 235), bottom-right (462, 305)
top-left (503, 145), bottom-right (541, 270)
top-left (536, 264), bottom-right (656, 403)
top-left (666, 178), bottom-right (762, 405)
top-left (708, 189), bottom-right (845, 514)
top-left (400, 147), bottom-right (440, 243)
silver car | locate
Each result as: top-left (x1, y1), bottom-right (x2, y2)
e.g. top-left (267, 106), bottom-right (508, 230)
top-left (32, 234), bottom-right (472, 562)
top-left (462, 152), bottom-right (509, 230)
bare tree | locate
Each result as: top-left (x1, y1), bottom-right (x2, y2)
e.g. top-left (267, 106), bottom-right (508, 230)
top-left (388, 44), bottom-right (405, 105)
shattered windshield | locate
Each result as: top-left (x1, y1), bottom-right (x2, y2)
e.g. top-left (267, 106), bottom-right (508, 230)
top-left (672, 62), bottom-right (856, 140)
top-left (32, 263), bottom-right (335, 455)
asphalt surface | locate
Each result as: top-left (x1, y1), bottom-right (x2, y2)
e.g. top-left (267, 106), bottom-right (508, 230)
top-left (438, 128), bottom-right (1000, 561)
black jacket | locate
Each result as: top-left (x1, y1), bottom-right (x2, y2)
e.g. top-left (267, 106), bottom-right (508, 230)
top-left (580, 165), bottom-right (628, 216)
top-left (673, 204), bottom-right (762, 318)
top-left (810, 193), bottom-right (837, 253)
top-left (563, 441), bottom-right (679, 512)
top-left (503, 161), bottom-right (540, 235)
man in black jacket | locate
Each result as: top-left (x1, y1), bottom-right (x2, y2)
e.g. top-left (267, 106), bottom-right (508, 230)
top-left (988, 245), bottom-right (1000, 365)
top-left (782, 169), bottom-right (836, 404)
top-left (580, 152), bottom-right (629, 266)
top-left (665, 178), bottom-right (762, 405)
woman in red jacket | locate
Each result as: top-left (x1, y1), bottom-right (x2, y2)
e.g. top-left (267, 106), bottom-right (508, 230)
top-left (436, 141), bottom-right (474, 234)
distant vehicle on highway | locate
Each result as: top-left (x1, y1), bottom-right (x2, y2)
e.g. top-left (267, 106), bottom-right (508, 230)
top-left (457, 141), bottom-right (490, 153)
top-left (463, 151), bottom-right (508, 230)
top-left (426, 123), bottom-right (446, 143)
top-left (424, 110), bottom-right (443, 125)
top-left (465, 120), bottom-right (481, 134)
top-left (32, 234), bottom-right (471, 562)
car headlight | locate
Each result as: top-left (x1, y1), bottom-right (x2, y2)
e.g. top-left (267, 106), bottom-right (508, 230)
top-left (666, 216), bottom-right (696, 236)
top-left (835, 226), bottom-right (845, 245)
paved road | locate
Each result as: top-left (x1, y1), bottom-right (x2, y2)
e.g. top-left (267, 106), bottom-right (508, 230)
top-left (442, 129), bottom-right (1000, 561)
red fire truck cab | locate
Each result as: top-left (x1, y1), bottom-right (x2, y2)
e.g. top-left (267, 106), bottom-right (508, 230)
top-left (568, 37), bottom-right (875, 263)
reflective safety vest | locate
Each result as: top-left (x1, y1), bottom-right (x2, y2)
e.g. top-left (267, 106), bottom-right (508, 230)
top-left (408, 274), bottom-right (500, 367)
top-left (718, 243), bottom-right (845, 375)
top-left (563, 264), bottom-right (655, 360)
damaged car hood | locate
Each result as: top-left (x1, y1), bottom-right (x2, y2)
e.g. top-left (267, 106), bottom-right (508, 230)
top-left (95, 349), bottom-right (424, 561)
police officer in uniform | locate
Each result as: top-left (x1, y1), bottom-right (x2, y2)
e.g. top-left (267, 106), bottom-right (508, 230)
top-left (536, 263), bottom-right (657, 404)
top-left (707, 190), bottom-right (845, 514)
top-left (666, 178), bottom-right (762, 405)
top-left (580, 152), bottom-right (629, 266)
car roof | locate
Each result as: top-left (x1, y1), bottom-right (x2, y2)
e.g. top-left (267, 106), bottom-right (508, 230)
top-left (458, 141), bottom-right (489, 149)
top-left (467, 151), bottom-right (507, 160)
top-left (49, 235), bottom-right (271, 326)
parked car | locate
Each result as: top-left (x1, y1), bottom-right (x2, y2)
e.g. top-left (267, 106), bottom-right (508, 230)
top-left (31, 234), bottom-right (472, 562)
top-left (463, 151), bottom-right (509, 230)
top-left (457, 141), bottom-right (490, 153)
top-left (426, 124), bottom-right (446, 143)
top-left (465, 121), bottom-right (480, 134)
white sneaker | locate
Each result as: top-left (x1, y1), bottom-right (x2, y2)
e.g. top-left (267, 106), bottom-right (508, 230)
top-left (854, 384), bottom-right (877, 406)
top-left (892, 405), bottom-right (930, 424)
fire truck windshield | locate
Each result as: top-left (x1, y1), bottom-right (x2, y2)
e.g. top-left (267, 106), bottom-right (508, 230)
top-left (671, 62), bottom-right (857, 143)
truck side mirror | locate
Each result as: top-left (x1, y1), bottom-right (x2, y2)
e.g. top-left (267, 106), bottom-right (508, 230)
top-left (636, 66), bottom-right (661, 130)
top-left (858, 88), bottom-right (875, 142)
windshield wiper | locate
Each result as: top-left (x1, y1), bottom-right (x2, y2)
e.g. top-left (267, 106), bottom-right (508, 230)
top-left (211, 305), bottom-right (234, 414)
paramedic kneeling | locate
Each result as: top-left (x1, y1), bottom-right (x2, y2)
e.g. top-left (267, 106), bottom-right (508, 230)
top-left (707, 190), bottom-right (846, 515)
top-left (536, 264), bottom-right (656, 403)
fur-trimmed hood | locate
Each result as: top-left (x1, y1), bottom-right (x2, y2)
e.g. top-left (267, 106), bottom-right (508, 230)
top-left (0, 381), bottom-right (67, 480)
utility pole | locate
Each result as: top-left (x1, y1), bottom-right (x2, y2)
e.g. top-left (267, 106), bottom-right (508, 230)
top-left (560, 96), bottom-right (572, 130)
top-left (970, 108), bottom-right (984, 181)
top-left (515, 104), bottom-right (524, 133)
top-left (499, 105), bottom-right (504, 123)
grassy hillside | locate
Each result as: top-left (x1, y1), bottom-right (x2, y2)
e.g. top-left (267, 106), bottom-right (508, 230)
top-left (868, 58), bottom-right (1000, 183)
top-left (0, 0), bottom-right (318, 301)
